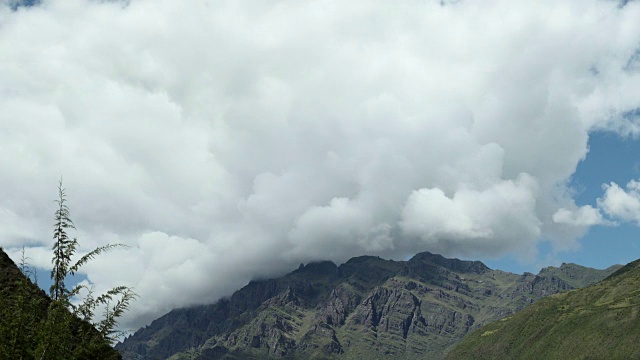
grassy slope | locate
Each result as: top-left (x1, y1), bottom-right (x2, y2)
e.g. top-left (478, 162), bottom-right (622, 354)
top-left (445, 260), bottom-right (640, 360)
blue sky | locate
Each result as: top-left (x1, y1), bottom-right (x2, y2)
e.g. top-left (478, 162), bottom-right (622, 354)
top-left (485, 131), bottom-right (640, 273)
top-left (562, 131), bottom-right (640, 267)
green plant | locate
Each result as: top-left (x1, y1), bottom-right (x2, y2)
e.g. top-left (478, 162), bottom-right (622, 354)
top-left (0, 180), bottom-right (137, 359)
top-left (40, 180), bottom-right (137, 358)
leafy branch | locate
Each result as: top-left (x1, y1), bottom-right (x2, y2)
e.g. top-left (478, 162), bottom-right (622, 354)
top-left (41, 179), bottom-right (138, 357)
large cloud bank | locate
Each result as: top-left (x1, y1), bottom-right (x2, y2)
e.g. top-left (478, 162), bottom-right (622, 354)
top-left (1, 0), bottom-right (640, 329)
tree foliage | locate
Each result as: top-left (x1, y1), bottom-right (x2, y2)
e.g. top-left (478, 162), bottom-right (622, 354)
top-left (0, 180), bottom-right (137, 359)
top-left (0, 248), bottom-right (46, 360)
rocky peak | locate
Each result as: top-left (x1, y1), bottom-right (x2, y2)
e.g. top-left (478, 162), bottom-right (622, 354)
top-left (292, 261), bottom-right (337, 277)
top-left (409, 252), bottom-right (490, 274)
top-left (117, 252), bottom-right (620, 360)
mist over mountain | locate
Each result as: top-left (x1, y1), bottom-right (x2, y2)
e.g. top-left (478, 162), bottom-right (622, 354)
top-left (116, 251), bottom-right (620, 360)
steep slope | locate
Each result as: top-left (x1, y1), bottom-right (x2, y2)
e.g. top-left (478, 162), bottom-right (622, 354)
top-left (0, 247), bottom-right (121, 360)
top-left (117, 252), bottom-right (621, 360)
top-left (445, 259), bottom-right (640, 360)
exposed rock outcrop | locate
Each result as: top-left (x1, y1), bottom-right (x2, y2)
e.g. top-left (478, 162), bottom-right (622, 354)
top-left (117, 252), bottom-right (621, 360)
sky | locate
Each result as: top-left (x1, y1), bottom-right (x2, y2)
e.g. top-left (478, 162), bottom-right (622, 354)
top-left (1, 0), bottom-right (640, 332)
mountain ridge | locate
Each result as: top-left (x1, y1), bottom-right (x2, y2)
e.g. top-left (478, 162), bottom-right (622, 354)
top-left (117, 251), bottom-right (622, 360)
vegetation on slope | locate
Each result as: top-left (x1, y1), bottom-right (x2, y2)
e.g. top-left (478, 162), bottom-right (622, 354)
top-left (0, 246), bottom-right (122, 359)
top-left (444, 259), bottom-right (640, 360)
top-left (0, 181), bottom-right (136, 359)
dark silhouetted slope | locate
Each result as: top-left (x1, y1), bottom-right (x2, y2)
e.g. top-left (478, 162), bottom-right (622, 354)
top-left (0, 247), bottom-right (121, 360)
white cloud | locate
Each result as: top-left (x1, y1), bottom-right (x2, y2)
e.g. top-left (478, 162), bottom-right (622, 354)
top-left (399, 174), bottom-right (541, 257)
top-left (287, 197), bottom-right (394, 262)
top-left (1, 0), bottom-right (639, 330)
top-left (552, 205), bottom-right (605, 226)
top-left (598, 180), bottom-right (640, 224)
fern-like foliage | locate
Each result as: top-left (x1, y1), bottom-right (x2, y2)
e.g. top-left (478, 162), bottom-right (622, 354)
top-left (96, 287), bottom-right (138, 342)
top-left (1, 180), bottom-right (137, 359)
top-left (50, 179), bottom-right (77, 303)
top-left (40, 179), bottom-right (137, 358)
top-left (69, 243), bottom-right (126, 276)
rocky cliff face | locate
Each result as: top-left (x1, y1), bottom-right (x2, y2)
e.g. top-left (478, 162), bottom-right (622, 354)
top-left (116, 252), bottom-right (621, 360)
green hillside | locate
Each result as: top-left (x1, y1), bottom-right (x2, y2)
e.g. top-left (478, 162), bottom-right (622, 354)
top-left (0, 248), bottom-right (122, 360)
top-left (445, 259), bottom-right (640, 360)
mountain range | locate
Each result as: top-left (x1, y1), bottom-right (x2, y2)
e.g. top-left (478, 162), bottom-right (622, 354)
top-left (116, 251), bottom-right (621, 359)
